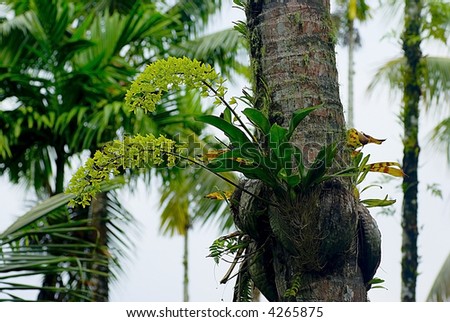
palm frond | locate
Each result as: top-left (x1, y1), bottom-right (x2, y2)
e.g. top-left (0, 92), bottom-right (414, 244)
top-left (423, 56), bottom-right (450, 111)
top-left (169, 28), bottom-right (248, 79)
top-left (0, 193), bottom-right (74, 240)
top-left (367, 56), bottom-right (404, 96)
top-left (427, 253), bottom-right (450, 301)
top-left (369, 55), bottom-right (450, 162)
top-left (368, 56), bottom-right (450, 111)
top-left (430, 116), bottom-right (450, 162)
top-left (165, 0), bottom-right (223, 35)
top-left (0, 178), bottom-right (131, 301)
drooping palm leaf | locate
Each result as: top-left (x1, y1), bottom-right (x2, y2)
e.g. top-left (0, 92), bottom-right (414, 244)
top-left (369, 55), bottom-right (450, 160)
top-left (427, 253), bottom-right (450, 301)
top-left (169, 28), bottom-right (248, 79)
top-left (0, 180), bottom-right (131, 302)
top-left (369, 56), bottom-right (450, 110)
top-left (165, 0), bottom-right (223, 35)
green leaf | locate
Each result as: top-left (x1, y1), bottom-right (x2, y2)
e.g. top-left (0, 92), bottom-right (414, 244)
top-left (212, 143), bottom-right (263, 164)
top-left (287, 105), bottom-right (322, 140)
top-left (302, 144), bottom-right (337, 190)
top-left (268, 124), bottom-right (289, 171)
top-left (285, 174), bottom-right (301, 187)
top-left (356, 154), bottom-right (371, 184)
top-left (1, 178), bottom-right (125, 240)
top-left (293, 146), bottom-right (306, 181)
top-left (268, 124), bottom-right (288, 148)
top-left (278, 142), bottom-right (294, 177)
top-left (427, 253), bottom-right (450, 301)
top-left (222, 107), bottom-right (232, 123)
top-left (196, 115), bottom-right (252, 146)
top-left (242, 108), bottom-right (270, 135)
top-left (368, 277), bottom-right (387, 290)
top-left (0, 193), bottom-right (74, 240)
top-left (207, 158), bottom-right (276, 187)
top-left (361, 197), bottom-right (396, 208)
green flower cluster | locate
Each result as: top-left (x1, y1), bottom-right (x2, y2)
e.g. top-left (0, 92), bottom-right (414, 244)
top-left (125, 57), bottom-right (225, 113)
top-left (66, 134), bottom-right (179, 207)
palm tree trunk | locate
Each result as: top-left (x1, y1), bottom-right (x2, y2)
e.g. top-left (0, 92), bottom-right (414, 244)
top-left (183, 225), bottom-right (189, 302)
top-left (89, 192), bottom-right (109, 301)
top-left (37, 145), bottom-right (66, 301)
top-left (347, 19), bottom-right (355, 127)
top-left (239, 0), bottom-right (371, 301)
top-left (400, 0), bottom-right (422, 302)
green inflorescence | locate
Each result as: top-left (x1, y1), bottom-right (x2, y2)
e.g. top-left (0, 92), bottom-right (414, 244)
top-left (125, 57), bottom-right (225, 113)
top-left (66, 134), bottom-right (180, 207)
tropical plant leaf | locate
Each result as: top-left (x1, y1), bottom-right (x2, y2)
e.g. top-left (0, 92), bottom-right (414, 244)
top-left (369, 56), bottom-right (450, 112)
top-left (242, 108), bottom-right (270, 135)
top-left (287, 105), bottom-right (322, 140)
top-left (0, 193), bottom-right (74, 240)
top-left (196, 114), bottom-right (252, 146)
top-left (169, 28), bottom-right (247, 79)
top-left (360, 197), bottom-right (396, 208)
top-left (268, 124), bottom-right (289, 173)
top-left (0, 178), bottom-right (125, 241)
top-left (207, 158), bottom-right (276, 187)
top-left (222, 106), bottom-right (232, 124)
top-left (301, 144), bottom-right (337, 189)
top-left (366, 161), bottom-right (404, 177)
top-left (427, 253), bottom-right (450, 301)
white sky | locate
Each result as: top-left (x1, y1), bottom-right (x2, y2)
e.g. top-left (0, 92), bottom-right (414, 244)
top-left (1, 0), bottom-right (450, 302)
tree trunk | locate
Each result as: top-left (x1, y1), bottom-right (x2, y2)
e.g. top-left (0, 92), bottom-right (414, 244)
top-left (347, 19), bottom-right (355, 128)
top-left (183, 223), bottom-right (189, 302)
top-left (38, 145), bottom-right (66, 301)
top-left (400, 0), bottom-right (422, 302)
top-left (89, 192), bottom-right (110, 301)
top-left (233, 0), bottom-right (379, 301)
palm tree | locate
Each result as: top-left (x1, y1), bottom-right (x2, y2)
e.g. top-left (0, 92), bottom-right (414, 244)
top-left (0, 0), bottom-right (243, 301)
top-left (368, 0), bottom-right (450, 301)
top-left (334, 0), bottom-right (371, 128)
top-left (236, 0), bottom-right (376, 301)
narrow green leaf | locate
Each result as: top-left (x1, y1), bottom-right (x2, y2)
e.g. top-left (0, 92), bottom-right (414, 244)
top-left (302, 144), bottom-right (336, 189)
top-left (269, 124), bottom-right (288, 148)
top-left (361, 197), bottom-right (396, 208)
top-left (242, 108), bottom-right (270, 134)
top-left (207, 158), bottom-right (276, 187)
top-left (268, 124), bottom-right (289, 171)
top-left (223, 107), bottom-right (232, 123)
top-left (293, 146), bottom-right (306, 180)
top-left (195, 115), bottom-right (251, 146)
top-left (0, 178), bottom-right (125, 239)
top-left (285, 174), bottom-right (301, 186)
top-left (0, 193), bottom-right (74, 240)
top-left (287, 105), bottom-right (322, 140)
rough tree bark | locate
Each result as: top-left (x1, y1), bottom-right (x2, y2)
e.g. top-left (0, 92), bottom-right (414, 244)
top-left (347, 18), bottom-right (355, 128)
top-left (400, 0), bottom-right (422, 302)
top-left (231, 0), bottom-right (381, 301)
top-left (89, 192), bottom-right (110, 301)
